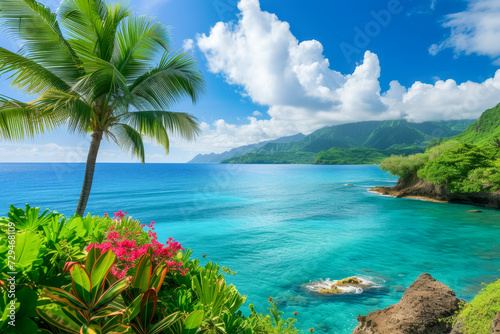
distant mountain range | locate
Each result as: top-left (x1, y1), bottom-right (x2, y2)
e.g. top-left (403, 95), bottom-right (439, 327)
top-left (188, 133), bottom-right (306, 163)
top-left (188, 119), bottom-right (475, 164)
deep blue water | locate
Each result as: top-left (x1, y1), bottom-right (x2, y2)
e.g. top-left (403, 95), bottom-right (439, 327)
top-left (1, 163), bottom-right (500, 333)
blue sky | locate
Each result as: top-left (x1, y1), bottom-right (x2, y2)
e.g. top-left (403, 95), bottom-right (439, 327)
top-left (1, 0), bottom-right (500, 162)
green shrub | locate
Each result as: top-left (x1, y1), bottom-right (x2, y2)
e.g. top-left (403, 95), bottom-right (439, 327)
top-left (379, 153), bottom-right (429, 180)
top-left (246, 301), bottom-right (299, 334)
top-left (458, 279), bottom-right (500, 334)
top-left (418, 143), bottom-right (497, 192)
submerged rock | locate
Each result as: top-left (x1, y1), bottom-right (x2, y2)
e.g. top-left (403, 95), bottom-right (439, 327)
top-left (352, 273), bottom-right (463, 334)
top-left (305, 276), bottom-right (378, 295)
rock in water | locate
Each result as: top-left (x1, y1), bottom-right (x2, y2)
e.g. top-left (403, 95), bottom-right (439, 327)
top-left (492, 313), bottom-right (500, 333)
top-left (352, 273), bottom-right (462, 334)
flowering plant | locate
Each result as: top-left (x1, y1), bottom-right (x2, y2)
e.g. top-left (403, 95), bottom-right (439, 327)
top-left (87, 211), bottom-right (187, 278)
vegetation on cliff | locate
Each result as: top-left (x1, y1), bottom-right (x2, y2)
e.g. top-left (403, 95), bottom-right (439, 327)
top-left (380, 103), bottom-right (500, 194)
top-left (456, 279), bottom-right (500, 334)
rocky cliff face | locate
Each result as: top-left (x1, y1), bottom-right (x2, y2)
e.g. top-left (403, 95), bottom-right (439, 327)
top-left (352, 273), bottom-right (463, 334)
top-left (371, 177), bottom-right (500, 209)
top-left (491, 313), bottom-right (500, 334)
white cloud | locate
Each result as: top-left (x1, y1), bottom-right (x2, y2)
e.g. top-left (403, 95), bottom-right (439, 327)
top-left (191, 0), bottom-right (500, 153)
top-left (252, 110), bottom-right (263, 116)
top-left (182, 39), bottom-right (195, 52)
top-left (430, 0), bottom-right (500, 61)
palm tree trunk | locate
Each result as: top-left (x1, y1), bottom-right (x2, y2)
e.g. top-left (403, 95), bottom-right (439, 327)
top-left (75, 130), bottom-right (103, 216)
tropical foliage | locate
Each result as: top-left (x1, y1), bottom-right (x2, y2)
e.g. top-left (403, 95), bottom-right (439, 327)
top-left (0, 0), bottom-right (205, 216)
top-left (455, 279), bottom-right (500, 334)
top-left (0, 205), bottom-right (302, 334)
top-left (380, 140), bottom-right (500, 193)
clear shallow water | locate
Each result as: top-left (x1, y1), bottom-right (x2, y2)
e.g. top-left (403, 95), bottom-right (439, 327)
top-left (1, 163), bottom-right (500, 333)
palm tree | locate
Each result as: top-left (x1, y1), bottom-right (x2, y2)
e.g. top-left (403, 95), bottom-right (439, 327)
top-left (0, 0), bottom-right (205, 216)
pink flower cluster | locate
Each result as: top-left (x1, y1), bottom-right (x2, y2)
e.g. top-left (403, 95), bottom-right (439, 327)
top-left (86, 214), bottom-right (187, 279)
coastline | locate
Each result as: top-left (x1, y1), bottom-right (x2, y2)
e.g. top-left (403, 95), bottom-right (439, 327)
top-left (369, 188), bottom-right (449, 204)
top-left (370, 177), bottom-right (500, 209)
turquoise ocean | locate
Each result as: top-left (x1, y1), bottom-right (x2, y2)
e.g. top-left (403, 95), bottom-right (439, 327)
top-left (1, 163), bottom-right (500, 333)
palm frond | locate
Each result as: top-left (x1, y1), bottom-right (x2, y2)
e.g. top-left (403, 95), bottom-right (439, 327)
top-left (113, 15), bottom-right (170, 82)
top-left (129, 51), bottom-right (205, 111)
top-left (124, 110), bottom-right (200, 153)
top-left (0, 47), bottom-right (71, 94)
top-left (72, 57), bottom-right (130, 104)
top-left (109, 123), bottom-right (145, 162)
top-left (59, 0), bottom-right (129, 61)
top-left (0, 96), bottom-right (63, 140)
top-left (0, 0), bottom-right (81, 83)
top-left (33, 90), bottom-right (93, 135)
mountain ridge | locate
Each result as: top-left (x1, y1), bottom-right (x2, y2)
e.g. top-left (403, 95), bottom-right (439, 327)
top-left (216, 119), bottom-right (475, 164)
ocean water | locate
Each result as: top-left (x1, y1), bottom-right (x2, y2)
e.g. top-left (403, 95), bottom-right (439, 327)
top-left (1, 163), bottom-right (500, 333)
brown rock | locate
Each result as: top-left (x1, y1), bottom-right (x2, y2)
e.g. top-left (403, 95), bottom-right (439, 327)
top-left (318, 286), bottom-right (342, 294)
top-left (492, 313), bottom-right (500, 333)
top-left (450, 317), bottom-right (464, 334)
top-left (370, 176), bottom-right (500, 209)
top-left (352, 273), bottom-right (462, 334)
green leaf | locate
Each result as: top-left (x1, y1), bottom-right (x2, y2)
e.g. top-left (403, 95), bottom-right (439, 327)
top-left (149, 264), bottom-right (167, 292)
top-left (71, 264), bottom-right (92, 307)
top-left (42, 286), bottom-right (86, 310)
top-left (36, 303), bottom-right (81, 333)
top-left (85, 247), bottom-right (101, 276)
top-left (139, 289), bottom-right (157, 331)
top-left (14, 229), bottom-right (45, 271)
top-left (148, 312), bottom-right (182, 334)
top-left (124, 294), bottom-right (143, 323)
top-left (131, 255), bottom-right (152, 294)
top-left (90, 249), bottom-right (116, 299)
top-left (94, 278), bottom-right (129, 309)
top-left (81, 324), bottom-right (102, 334)
top-left (182, 310), bottom-right (204, 334)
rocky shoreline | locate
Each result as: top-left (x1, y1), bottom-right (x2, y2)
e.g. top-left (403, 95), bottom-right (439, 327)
top-left (370, 177), bottom-right (500, 209)
top-left (352, 273), bottom-right (500, 334)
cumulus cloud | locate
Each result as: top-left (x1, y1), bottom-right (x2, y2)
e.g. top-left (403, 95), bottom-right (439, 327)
top-left (252, 110), bottom-right (263, 116)
top-left (182, 39), bottom-right (195, 52)
top-left (430, 0), bottom-right (500, 61)
top-left (189, 0), bottom-right (500, 153)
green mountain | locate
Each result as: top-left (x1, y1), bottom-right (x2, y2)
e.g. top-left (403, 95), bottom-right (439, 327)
top-left (222, 119), bottom-right (475, 164)
top-left (453, 103), bottom-right (500, 145)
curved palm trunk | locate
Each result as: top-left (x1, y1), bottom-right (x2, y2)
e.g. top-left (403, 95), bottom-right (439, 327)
top-left (75, 130), bottom-right (103, 216)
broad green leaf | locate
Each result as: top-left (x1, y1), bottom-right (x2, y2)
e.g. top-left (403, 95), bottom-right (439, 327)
top-left (14, 229), bottom-right (45, 271)
top-left (71, 264), bottom-right (92, 307)
top-left (36, 303), bottom-right (81, 333)
top-left (85, 246), bottom-right (100, 276)
top-left (132, 255), bottom-right (152, 294)
top-left (148, 312), bottom-right (182, 334)
top-left (182, 310), bottom-right (204, 334)
top-left (150, 264), bottom-right (167, 292)
top-left (124, 294), bottom-right (143, 323)
top-left (42, 286), bottom-right (86, 310)
top-left (81, 324), bottom-right (102, 334)
top-left (90, 249), bottom-right (116, 299)
top-left (139, 289), bottom-right (157, 331)
top-left (90, 308), bottom-right (124, 320)
top-left (94, 278), bottom-right (129, 309)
